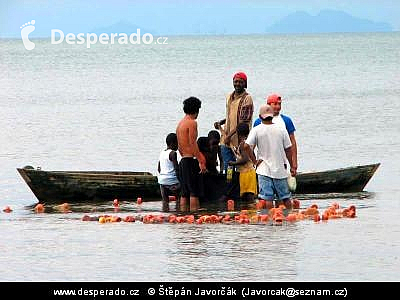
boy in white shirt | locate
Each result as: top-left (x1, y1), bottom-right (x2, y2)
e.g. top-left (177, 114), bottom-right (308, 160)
top-left (157, 133), bottom-right (180, 212)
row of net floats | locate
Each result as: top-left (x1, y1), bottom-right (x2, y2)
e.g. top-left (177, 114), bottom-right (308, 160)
top-left (82, 197), bottom-right (356, 225)
top-left (2, 197), bottom-right (356, 224)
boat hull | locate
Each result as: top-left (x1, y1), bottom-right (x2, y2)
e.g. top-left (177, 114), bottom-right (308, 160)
top-left (295, 163), bottom-right (380, 193)
top-left (17, 169), bottom-right (161, 203)
top-left (17, 163), bottom-right (380, 204)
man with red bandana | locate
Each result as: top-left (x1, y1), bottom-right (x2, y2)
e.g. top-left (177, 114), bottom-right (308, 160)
top-left (214, 72), bottom-right (254, 173)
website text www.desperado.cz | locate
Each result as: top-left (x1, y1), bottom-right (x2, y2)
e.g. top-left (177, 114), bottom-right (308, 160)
top-left (52, 285), bottom-right (348, 298)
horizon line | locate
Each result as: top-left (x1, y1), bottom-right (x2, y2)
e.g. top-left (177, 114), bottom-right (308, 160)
top-left (1, 30), bottom-right (398, 39)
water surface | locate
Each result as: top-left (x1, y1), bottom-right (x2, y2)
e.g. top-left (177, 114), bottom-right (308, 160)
top-left (0, 33), bottom-right (399, 281)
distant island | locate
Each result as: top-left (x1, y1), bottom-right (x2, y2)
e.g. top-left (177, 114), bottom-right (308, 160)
top-left (91, 21), bottom-right (157, 35)
top-left (266, 10), bottom-right (393, 34)
top-left (0, 9), bottom-right (395, 38)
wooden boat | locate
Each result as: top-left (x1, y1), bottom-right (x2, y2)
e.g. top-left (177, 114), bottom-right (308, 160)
top-left (17, 163), bottom-right (380, 204)
top-left (295, 163), bottom-right (380, 194)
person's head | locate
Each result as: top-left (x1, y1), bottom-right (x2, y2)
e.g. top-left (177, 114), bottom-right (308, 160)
top-left (197, 136), bottom-right (209, 153)
top-left (233, 72), bottom-right (247, 94)
top-left (266, 93), bottom-right (282, 116)
top-left (183, 96), bottom-right (202, 117)
top-left (259, 104), bottom-right (274, 122)
top-left (208, 130), bottom-right (220, 148)
top-left (208, 130), bottom-right (220, 142)
top-left (236, 122), bottom-right (250, 139)
top-left (166, 133), bottom-right (178, 151)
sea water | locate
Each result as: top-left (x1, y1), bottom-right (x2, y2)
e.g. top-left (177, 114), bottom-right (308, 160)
top-left (0, 33), bottom-right (399, 281)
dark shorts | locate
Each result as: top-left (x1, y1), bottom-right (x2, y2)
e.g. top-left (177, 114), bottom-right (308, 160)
top-left (178, 157), bottom-right (201, 198)
top-left (224, 169), bottom-right (240, 201)
top-left (159, 183), bottom-right (181, 201)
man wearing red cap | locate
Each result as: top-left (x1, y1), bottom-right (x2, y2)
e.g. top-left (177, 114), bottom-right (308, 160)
top-left (253, 94), bottom-right (298, 173)
top-left (214, 72), bottom-right (254, 173)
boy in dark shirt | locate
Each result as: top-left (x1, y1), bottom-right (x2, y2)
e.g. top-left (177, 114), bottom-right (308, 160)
top-left (208, 130), bottom-right (223, 174)
top-left (197, 136), bottom-right (214, 173)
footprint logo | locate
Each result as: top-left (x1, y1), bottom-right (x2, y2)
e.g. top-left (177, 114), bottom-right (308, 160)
top-left (20, 20), bottom-right (36, 50)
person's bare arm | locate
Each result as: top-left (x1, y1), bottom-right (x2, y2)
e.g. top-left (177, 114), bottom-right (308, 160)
top-left (289, 133), bottom-right (298, 170)
top-left (229, 143), bottom-right (250, 166)
top-left (189, 121), bottom-right (207, 173)
top-left (217, 146), bottom-right (224, 173)
top-left (169, 150), bottom-right (179, 177)
top-left (224, 122), bottom-right (249, 144)
top-left (157, 161), bottom-right (161, 173)
top-left (244, 143), bottom-right (262, 168)
top-left (284, 146), bottom-right (296, 176)
top-left (188, 120), bottom-right (198, 151)
top-left (215, 122), bottom-right (227, 138)
top-left (224, 126), bottom-right (237, 144)
top-left (214, 118), bottom-right (226, 129)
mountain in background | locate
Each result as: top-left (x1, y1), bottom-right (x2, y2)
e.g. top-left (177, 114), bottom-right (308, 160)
top-left (91, 21), bottom-right (157, 35)
top-left (266, 10), bottom-right (393, 34)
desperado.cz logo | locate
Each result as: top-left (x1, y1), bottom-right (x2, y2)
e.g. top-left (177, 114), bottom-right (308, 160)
top-left (51, 29), bottom-right (168, 48)
top-left (20, 20), bottom-right (36, 50)
top-left (20, 20), bottom-right (168, 50)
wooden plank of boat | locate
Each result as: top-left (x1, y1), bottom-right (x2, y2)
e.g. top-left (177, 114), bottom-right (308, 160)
top-left (17, 163), bottom-right (380, 204)
top-left (295, 163), bottom-right (380, 194)
top-left (17, 167), bottom-right (161, 203)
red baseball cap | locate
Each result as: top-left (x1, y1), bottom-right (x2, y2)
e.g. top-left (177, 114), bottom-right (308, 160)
top-left (266, 93), bottom-right (282, 104)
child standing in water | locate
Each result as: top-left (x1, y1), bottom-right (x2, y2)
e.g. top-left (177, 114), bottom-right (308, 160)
top-left (157, 133), bottom-right (181, 212)
top-left (197, 135), bottom-right (220, 174)
top-left (207, 130), bottom-right (223, 174)
top-left (228, 122), bottom-right (257, 203)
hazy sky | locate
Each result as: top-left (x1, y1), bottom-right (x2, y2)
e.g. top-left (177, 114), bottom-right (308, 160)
top-left (1, 0), bottom-right (399, 37)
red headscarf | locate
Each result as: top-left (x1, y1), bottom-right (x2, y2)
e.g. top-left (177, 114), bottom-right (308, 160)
top-left (233, 72), bottom-right (247, 88)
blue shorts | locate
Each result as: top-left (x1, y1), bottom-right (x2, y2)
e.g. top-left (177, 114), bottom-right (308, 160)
top-left (257, 175), bottom-right (291, 201)
top-left (220, 145), bottom-right (236, 173)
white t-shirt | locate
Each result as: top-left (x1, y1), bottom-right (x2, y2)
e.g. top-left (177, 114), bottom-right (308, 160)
top-left (272, 115), bottom-right (286, 131)
top-left (245, 123), bottom-right (292, 179)
top-left (273, 115), bottom-right (289, 166)
top-left (157, 149), bottom-right (179, 185)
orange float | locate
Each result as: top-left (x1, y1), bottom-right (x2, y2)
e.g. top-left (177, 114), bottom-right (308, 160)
top-left (2, 206), bottom-right (12, 213)
top-left (34, 203), bottom-right (45, 213)
top-left (227, 199), bottom-right (235, 211)
top-left (123, 216), bottom-right (135, 222)
top-left (292, 199), bottom-right (300, 209)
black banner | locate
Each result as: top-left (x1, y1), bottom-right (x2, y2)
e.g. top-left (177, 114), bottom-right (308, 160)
top-left (0, 282), bottom-right (394, 298)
